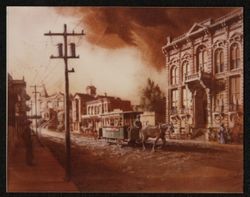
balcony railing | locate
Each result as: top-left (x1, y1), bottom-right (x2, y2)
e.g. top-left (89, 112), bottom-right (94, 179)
top-left (185, 71), bottom-right (212, 84)
top-left (170, 107), bottom-right (178, 115)
top-left (229, 104), bottom-right (240, 112)
top-left (214, 105), bottom-right (224, 113)
top-left (185, 73), bottom-right (199, 82)
top-left (180, 107), bottom-right (193, 115)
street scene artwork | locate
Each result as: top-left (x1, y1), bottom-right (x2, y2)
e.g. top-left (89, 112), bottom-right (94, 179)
top-left (7, 7), bottom-right (243, 192)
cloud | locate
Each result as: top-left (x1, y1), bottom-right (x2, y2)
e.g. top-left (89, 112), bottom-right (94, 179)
top-left (7, 7), bottom-right (238, 104)
top-left (55, 7), bottom-right (236, 71)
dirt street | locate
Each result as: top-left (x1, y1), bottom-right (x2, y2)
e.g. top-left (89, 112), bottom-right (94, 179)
top-left (41, 130), bottom-right (243, 193)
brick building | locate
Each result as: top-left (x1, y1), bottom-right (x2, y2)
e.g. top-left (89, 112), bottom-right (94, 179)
top-left (162, 9), bottom-right (243, 139)
top-left (82, 95), bottom-right (132, 133)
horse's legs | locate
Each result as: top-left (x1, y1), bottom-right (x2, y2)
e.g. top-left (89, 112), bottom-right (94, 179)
top-left (162, 136), bottom-right (166, 149)
top-left (152, 137), bottom-right (159, 152)
top-left (142, 136), bottom-right (147, 151)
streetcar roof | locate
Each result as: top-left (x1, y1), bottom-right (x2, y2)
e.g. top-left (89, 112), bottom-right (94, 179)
top-left (100, 111), bottom-right (143, 117)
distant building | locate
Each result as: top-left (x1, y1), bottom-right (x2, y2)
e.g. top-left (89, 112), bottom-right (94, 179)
top-left (38, 85), bottom-right (71, 130)
top-left (140, 111), bottom-right (155, 126)
top-left (71, 85), bottom-right (133, 133)
top-left (162, 9), bottom-right (243, 139)
top-left (133, 95), bottom-right (166, 126)
top-left (40, 92), bottom-right (64, 121)
top-left (82, 96), bottom-right (132, 132)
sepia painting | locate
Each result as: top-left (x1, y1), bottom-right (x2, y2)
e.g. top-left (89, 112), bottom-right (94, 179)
top-left (7, 6), bottom-right (243, 193)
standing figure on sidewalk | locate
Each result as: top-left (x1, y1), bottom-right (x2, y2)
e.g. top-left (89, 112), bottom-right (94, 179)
top-left (22, 120), bottom-right (34, 166)
top-left (218, 123), bottom-right (226, 144)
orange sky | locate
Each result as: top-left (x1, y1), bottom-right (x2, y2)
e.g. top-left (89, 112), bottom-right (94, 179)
top-left (7, 7), bottom-right (236, 104)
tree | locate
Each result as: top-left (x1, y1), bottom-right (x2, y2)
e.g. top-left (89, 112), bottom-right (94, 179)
top-left (140, 78), bottom-right (165, 113)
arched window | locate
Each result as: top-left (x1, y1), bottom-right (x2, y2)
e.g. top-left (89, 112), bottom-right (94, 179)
top-left (182, 61), bottom-right (190, 82)
top-left (214, 48), bottom-right (224, 73)
top-left (196, 45), bottom-right (207, 72)
top-left (171, 65), bottom-right (179, 85)
top-left (230, 43), bottom-right (240, 70)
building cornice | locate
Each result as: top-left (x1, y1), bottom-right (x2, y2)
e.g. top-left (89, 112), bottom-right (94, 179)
top-left (162, 9), bottom-right (243, 55)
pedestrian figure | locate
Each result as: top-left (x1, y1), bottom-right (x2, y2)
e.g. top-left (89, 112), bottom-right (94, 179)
top-left (128, 115), bottom-right (142, 145)
top-left (218, 123), bottom-right (226, 144)
top-left (134, 115), bottom-right (142, 131)
top-left (22, 120), bottom-right (34, 166)
top-left (170, 122), bottom-right (174, 133)
top-left (225, 127), bottom-right (231, 144)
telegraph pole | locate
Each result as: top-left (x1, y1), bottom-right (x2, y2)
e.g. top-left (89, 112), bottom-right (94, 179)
top-left (29, 100), bottom-right (33, 117)
top-left (30, 85), bottom-right (42, 136)
top-left (44, 24), bottom-right (85, 181)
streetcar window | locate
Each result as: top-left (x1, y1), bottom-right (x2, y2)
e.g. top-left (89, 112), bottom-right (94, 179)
top-left (110, 118), bottom-right (114, 126)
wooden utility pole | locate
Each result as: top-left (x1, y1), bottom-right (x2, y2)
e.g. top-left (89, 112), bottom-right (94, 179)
top-left (29, 100), bottom-right (33, 117)
top-left (30, 85), bottom-right (42, 136)
top-left (44, 24), bottom-right (85, 181)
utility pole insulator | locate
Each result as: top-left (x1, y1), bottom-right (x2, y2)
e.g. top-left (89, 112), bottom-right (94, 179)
top-left (68, 68), bottom-right (75, 73)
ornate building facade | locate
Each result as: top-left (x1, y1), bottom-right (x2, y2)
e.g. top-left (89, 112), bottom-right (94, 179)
top-left (8, 74), bottom-right (31, 156)
top-left (162, 9), bottom-right (243, 139)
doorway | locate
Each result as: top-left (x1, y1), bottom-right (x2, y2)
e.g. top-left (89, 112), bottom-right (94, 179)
top-left (194, 88), bottom-right (207, 128)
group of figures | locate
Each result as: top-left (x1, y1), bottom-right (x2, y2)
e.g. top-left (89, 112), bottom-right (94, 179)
top-left (209, 123), bottom-right (242, 144)
top-left (131, 115), bottom-right (242, 150)
top-left (217, 123), bottom-right (231, 144)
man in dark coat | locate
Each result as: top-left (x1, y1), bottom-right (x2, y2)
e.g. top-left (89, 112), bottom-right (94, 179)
top-left (128, 115), bottom-right (142, 145)
top-left (22, 120), bottom-right (34, 166)
top-left (134, 115), bottom-right (142, 131)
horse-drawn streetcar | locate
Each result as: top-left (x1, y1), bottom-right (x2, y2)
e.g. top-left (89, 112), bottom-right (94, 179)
top-left (100, 111), bottom-right (142, 142)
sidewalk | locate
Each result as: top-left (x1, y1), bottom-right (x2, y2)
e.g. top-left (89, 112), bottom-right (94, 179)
top-left (7, 137), bottom-right (78, 192)
top-left (164, 138), bottom-right (243, 151)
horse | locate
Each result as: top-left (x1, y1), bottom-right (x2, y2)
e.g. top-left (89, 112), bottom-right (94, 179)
top-left (140, 123), bottom-right (171, 152)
